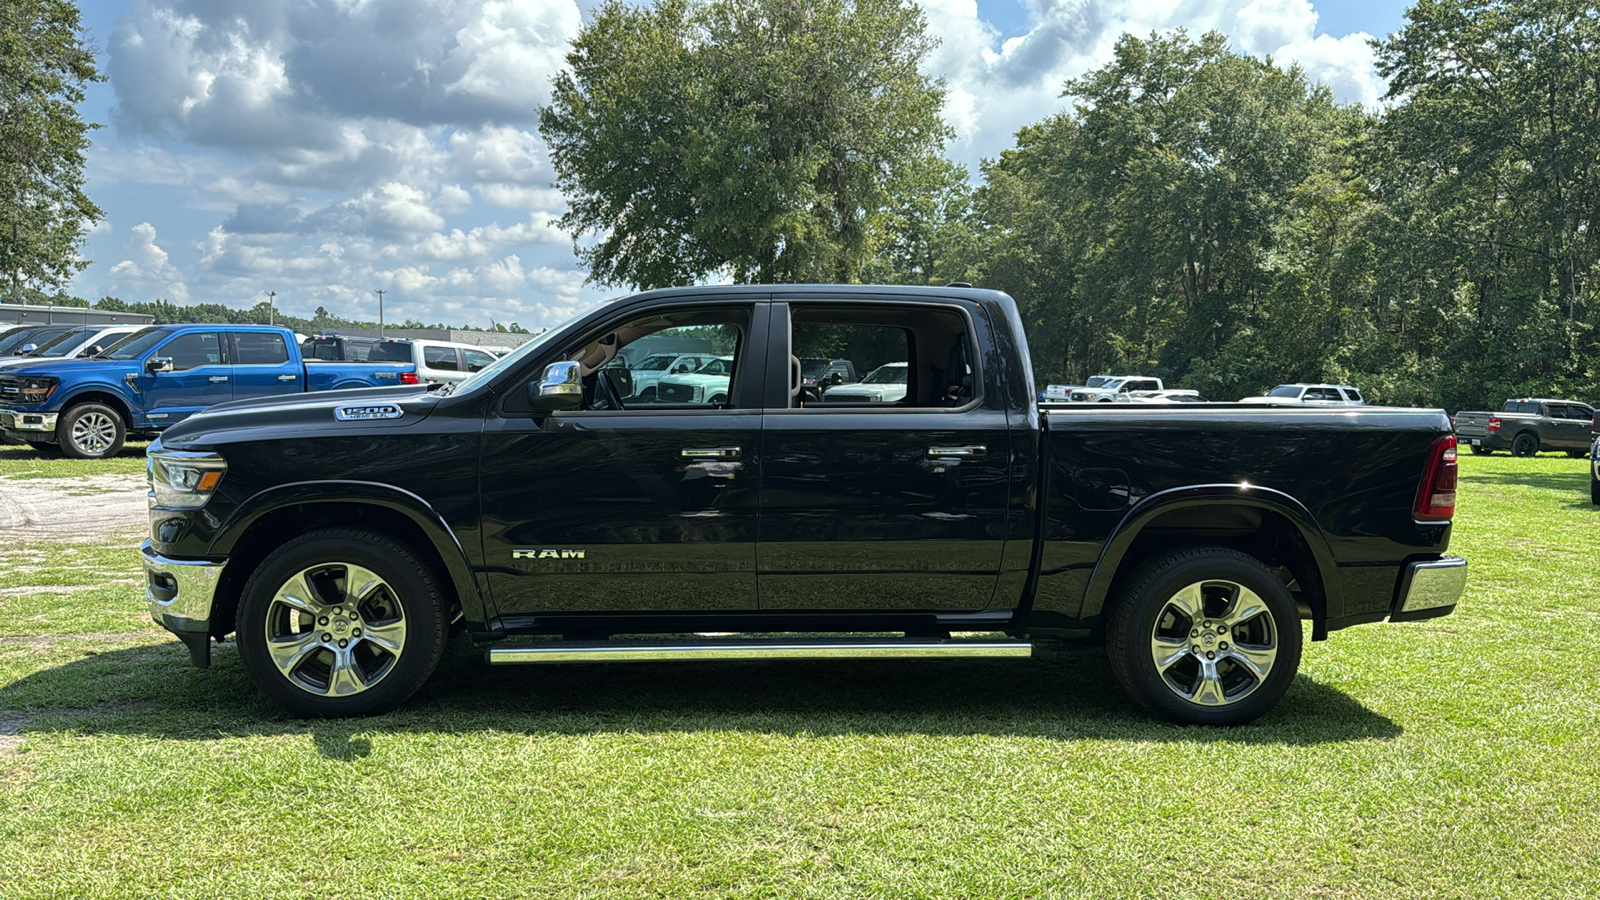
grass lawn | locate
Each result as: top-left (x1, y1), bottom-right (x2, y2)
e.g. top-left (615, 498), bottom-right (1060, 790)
top-left (1, 451), bottom-right (1597, 898)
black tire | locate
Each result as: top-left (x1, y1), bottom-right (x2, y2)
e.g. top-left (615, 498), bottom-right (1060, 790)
top-left (236, 527), bottom-right (448, 717)
top-left (1468, 443), bottom-right (1492, 456)
top-left (1106, 547), bottom-right (1302, 726)
top-left (1591, 475), bottom-right (1599, 506)
top-left (1511, 432), bottom-right (1539, 457)
top-left (1566, 450), bottom-right (1586, 459)
top-left (57, 402), bottom-right (126, 459)
top-left (26, 441), bottom-right (65, 458)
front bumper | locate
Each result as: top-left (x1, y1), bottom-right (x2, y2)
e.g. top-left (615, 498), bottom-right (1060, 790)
top-left (142, 540), bottom-right (226, 666)
top-left (1390, 556), bottom-right (1468, 622)
top-left (0, 409), bottom-right (58, 434)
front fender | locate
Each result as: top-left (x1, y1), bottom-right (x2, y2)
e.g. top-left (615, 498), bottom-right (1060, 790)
top-left (209, 480), bottom-right (486, 624)
top-left (37, 378), bottom-right (142, 416)
top-left (1080, 483), bottom-right (1340, 628)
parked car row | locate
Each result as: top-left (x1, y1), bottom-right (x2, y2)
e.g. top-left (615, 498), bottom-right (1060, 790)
top-left (1037, 379), bottom-right (1364, 406)
top-left (301, 334), bottom-right (501, 385)
top-left (0, 323), bottom-right (420, 459)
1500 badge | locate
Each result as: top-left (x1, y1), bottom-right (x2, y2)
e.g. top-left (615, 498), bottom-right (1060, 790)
top-left (513, 549), bottom-right (587, 560)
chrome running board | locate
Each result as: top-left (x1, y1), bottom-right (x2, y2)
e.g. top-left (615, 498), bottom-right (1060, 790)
top-left (486, 637), bottom-right (1033, 665)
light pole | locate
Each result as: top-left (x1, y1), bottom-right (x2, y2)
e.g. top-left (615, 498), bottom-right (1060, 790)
top-left (374, 289), bottom-right (386, 338)
top-left (265, 290), bottom-right (276, 326)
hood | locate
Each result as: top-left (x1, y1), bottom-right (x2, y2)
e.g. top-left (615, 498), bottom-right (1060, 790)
top-left (0, 357), bottom-right (138, 379)
top-left (156, 384), bottom-right (440, 448)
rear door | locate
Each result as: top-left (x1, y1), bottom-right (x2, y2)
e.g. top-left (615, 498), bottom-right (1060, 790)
top-left (755, 298), bottom-right (1011, 612)
top-left (229, 331), bottom-right (301, 400)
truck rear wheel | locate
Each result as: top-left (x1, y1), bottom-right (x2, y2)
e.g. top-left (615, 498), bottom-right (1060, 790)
top-left (1468, 444), bottom-right (1492, 456)
top-left (1511, 433), bottom-right (1539, 457)
top-left (58, 403), bottom-right (126, 459)
top-left (236, 528), bottom-right (447, 717)
top-left (1106, 547), bottom-right (1302, 726)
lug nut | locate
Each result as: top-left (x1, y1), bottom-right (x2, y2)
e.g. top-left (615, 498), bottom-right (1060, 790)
top-left (1218, 625), bottom-right (1228, 634)
top-left (1206, 651), bottom-right (1215, 660)
top-left (1219, 642), bottom-right (1229, 650)
top-left (353, 629), bottom-right (362, 637)
top-left (1190, 629), bottom-right (1198, 637)
top-left (319, 617), bottom-right (329, 625)
top-left (338, 639), bottom-right (348, 648)
top-left (1192, 645), bottom-right (1200, 653)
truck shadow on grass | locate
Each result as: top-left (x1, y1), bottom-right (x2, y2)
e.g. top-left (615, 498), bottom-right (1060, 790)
top-left (0, 636), bottom-right (1400, 754)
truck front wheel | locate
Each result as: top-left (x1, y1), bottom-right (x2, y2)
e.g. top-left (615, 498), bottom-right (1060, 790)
top-left (236, 528), bottom-right (448, 717)
top-left (1106, 547), bottom-right (1302, 726)
top-left (58, 403), bottom-right (126, 459)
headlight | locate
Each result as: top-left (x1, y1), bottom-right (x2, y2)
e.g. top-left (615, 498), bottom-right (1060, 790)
top-left (19, 377), bottom-right (57, 403)
top-left (147, 451), bottom-right (227, 509)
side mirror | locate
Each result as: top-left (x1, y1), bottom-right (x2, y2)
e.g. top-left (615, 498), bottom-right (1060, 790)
top-left (81, 344), bottom-right (104, 357)
top-left (528, 360), bottom-right (583, 411)
top-left (827, 372), bottom-right (844, 386)
top-left (146, 356), bottom-right (174, 374)
top-left (18, 343), bottom-right (38, 355)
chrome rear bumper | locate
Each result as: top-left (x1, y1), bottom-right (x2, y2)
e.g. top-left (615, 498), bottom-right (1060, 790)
top-left (1393, 556), bottom-right (1467, 620)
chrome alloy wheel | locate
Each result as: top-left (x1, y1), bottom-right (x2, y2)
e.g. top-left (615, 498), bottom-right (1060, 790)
top-left (1148, 579), bottom-right (1279, 707)
top-left (70, 411), bottom-right (118, 455)
top-left (265, 563), bottom-right (409, 697)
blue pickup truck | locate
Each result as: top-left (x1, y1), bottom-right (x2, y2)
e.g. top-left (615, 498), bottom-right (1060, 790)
top-left (0, 324), bottom-right (418, 459)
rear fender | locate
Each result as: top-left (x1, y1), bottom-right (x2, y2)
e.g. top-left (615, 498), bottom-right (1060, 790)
top-left (1080, 484), bottom-right (1340, 635)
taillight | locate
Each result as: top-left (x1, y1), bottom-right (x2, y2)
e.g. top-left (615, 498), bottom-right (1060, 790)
top-left (1487, 416), bottom-right (1500, 433)
top-left (1414, 435), bottom-right (1458, 521)
top-left (400, 372), bottom-right (419, 385)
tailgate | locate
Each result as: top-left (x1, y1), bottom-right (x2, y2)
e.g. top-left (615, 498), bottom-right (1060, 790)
top-left (1453, 412), bottom-right (1492, 437)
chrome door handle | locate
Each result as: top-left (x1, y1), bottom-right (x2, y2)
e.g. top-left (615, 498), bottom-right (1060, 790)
top-left (927, 445), bottom-right (986, 460)
top-left (277, 374), bottom-right (297, 381)
top-left (208, 376), bottom-right (229, 383)
top-left (681, 447), bottom-right (741, 460)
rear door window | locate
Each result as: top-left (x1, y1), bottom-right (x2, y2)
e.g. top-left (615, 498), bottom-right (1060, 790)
top-left (463, 348), bottom-right (496, 372)
top-left (423, 345), bottom-right (460, 371)
top-left (232, 332), bottom-right (289, 365)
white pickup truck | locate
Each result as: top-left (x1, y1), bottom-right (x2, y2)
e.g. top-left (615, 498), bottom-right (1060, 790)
top-left (1069, 375), bottom-right (1164, 402)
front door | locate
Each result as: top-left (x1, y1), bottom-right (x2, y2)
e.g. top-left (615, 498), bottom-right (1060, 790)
top-left (756, 300), bottom-right (1012, 612)
top-left (478, 301), bottom-right (767, 617)
top-left (140, 331), bottom-right (231, 426)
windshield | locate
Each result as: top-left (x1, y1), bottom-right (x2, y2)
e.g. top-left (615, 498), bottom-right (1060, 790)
top-left (449, 326), bottom-right (566, 394)
top-left (1084, 376), bottom-right (1111, 388)
top-left (99, 328), bottom-right (169, 360)
top-left (800, 358), bottom-right (833, 377)
top-left (863, 364), bottom-right (907, 385)
top-left (27, 328), bottom-right (94, 356)
top-left (1267, 385), bottom-right (1302, 398)
top-left (0, 328), bottom-right (55, 355)
top-left (367, 341), bottom-right (413, 362)
top-left (696, 358), bottom-right (732, 376)
top-left (633, 355), bottom-right (674, 371)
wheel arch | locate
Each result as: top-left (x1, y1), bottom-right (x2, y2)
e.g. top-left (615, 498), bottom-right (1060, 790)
top-left (206, 482), bottom-right (484, 639)
top-left (56, 389), bottom-right (134, 425)
top-left (1080, 484), bottom-right (1339, 640)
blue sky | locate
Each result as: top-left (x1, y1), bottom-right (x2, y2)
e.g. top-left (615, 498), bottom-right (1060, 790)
top-left (68, 0), bottom-right (1411, 331)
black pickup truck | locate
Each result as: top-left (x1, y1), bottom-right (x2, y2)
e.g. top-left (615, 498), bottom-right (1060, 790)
top-left (140, 285), bottom-right (1466, 725)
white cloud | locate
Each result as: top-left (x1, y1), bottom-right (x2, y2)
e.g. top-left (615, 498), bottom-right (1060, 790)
top-left (76, 0), bottom-right (1392, 332)
top-left (106, 222), bottom-right (190, 302)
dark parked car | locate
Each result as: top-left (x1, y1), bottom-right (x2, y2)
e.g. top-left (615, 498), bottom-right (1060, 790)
top-left (139, 284), bottom-right (1465, 726)
top-left (1454, 398), bottom-right (1595, 457)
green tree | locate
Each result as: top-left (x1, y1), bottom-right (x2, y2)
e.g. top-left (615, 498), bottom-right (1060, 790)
top-left (540, 0), bottom-right (953, 288)
top-left (1371, 0), bottom-right (1600, 410)
top-left (0, 0), bottom-right (102, 299)
top-left (972, 30), bottom-right (1360, 395)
